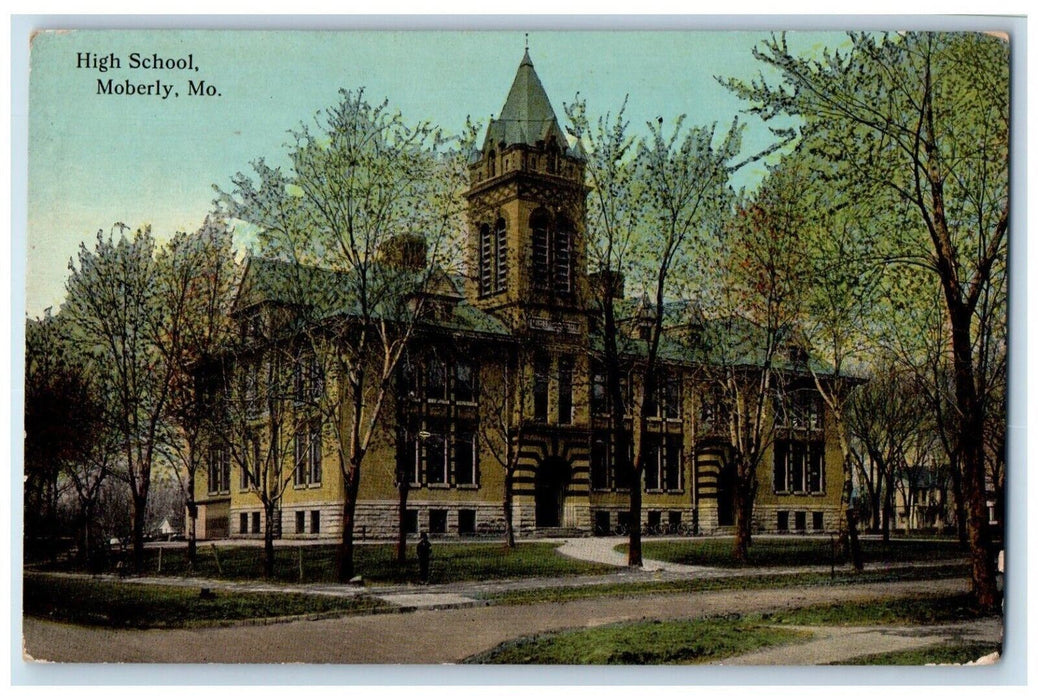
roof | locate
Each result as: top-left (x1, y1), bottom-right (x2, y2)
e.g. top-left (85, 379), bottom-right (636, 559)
top-left (596, 297), bottom-right (839, 375)
top-left (234, 257), bottom-right (511, 340)
top-left (484, 49), bottom-right (576, 157)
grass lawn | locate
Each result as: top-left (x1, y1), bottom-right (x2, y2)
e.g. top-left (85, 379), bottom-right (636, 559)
top-left (466, 617), bottom-right (810, 664)
top-left (632, 537), bottom-right (968, 568)
top-left (838, 642), bottom-right (1000, 665)
top-left (481, 564), bottom-right (970, 606)
top-left (470, 591), bottom-right (996, 664)
top-left (44, 541), bottom-right (616, 585)
top-left (755, 592), bottom-right (990, 627)
top-left (23, 573), bottom-right (388, 628)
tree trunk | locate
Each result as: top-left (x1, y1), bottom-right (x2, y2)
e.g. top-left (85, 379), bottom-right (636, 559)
top-left (186, 461), bottom-right (198, 568)
top-left (503, 468), bottom-right (516, 549)
top-left (396, 482), bottom-right (409, 564)
top-left (131, 492), bottom-right (147, 575)
top-left (949, 461), bottom-right (968, 546)
top-left (960, 418), bottom-right (999, 609)
top-left (846, 508), bottom-right (864, 571)
top-left (732, 461), bottom-right (755, 563)
top-left (628, 459), bottom-right (643, 567)
top-left (263, 503), bottom-right (276, 579)
top-left (881, 481), bottom-right (892, 543)
top-left (337, 463), bottom-right (361, 582)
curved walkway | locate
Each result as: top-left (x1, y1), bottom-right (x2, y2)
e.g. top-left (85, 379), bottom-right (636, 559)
top-left (556, 536), bottom-right (713, 573)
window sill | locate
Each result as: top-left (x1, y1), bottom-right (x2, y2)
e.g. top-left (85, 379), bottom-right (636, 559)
top-left (456, 484), bottom-right (480, 490)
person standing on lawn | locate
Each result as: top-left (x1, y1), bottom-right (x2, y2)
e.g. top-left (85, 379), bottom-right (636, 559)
top-left (417, 532), bottom-right (432, 584)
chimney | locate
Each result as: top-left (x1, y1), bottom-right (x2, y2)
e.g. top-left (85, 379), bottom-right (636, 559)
top-left (379, 233), bottom-right (427, 271)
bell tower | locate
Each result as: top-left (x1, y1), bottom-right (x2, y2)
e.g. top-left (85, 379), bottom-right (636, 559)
top-left (464, 49), bottom-right (589, 336)
top-left (465, 49), bottom-right (594, 534)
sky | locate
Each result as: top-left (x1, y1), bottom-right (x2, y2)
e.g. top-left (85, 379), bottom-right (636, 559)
top-left (26, 29), bottom-right (854, 318)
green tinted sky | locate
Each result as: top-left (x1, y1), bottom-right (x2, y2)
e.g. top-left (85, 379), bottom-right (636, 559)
top-left (28, 29), bottom-right (851, 316)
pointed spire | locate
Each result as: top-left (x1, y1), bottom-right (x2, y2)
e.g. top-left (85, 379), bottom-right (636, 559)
top-left (484, 48), bottom-right (573, 154)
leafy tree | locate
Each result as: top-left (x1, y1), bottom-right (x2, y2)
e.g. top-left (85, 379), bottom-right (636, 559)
top-left (568, 98), bottom-right (740, 566)
top-left (726, 31), bottom-right (1007, 608)
top-left (702, 162), bottom-right (810, 563)
top-left (24, 311), bottom-right (105, 563)
top-left (219, 89), bottom-right (466, 581)
top-left (156, 216), bottom-right (238, 568)
top-left (63, 226), bottom-right (176, 574)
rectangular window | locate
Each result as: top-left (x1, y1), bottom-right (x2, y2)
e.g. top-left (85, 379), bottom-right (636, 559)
top-left (775, 440), bottom-right (824, 495)
top-left (613, 438), bottom-right (634, 491)
top-left (668, 511), bottom-right (683, 533)
top-left (644, 434), bottom-right (682, 492)
top-left (455, 360), bottom-right (476, 403)
top-left (310, 510), bottom-right (320, 535)
top-left (813, 511), bottom-right (824, 531)
top-left (479, 224), bottom-right (493, 295)
top-left (495, 220), bottom-right (508, 294)
top-left (454, 427), bottom-right (477, 486)
top-left (663, 374), bottom-right (681, 420)
top-left (594, 511), bottom-right (611, 536)
top-left (590, 434), bottom-right (610, 491)
top-left (781, 390), bottom-right (823, 430)
top-left (251, 511), bottom-right (260, 535)
top-left (558, 356), bottom-right (573, 425)
top-left (425, 418), bottom-right (450, 485)
top-left (208, 447), bottom-right (229, 494)
top-left (644, 437), bottom-right (660, 491)
top-left (308, 423), bottom-right (322, 485)
top-left (294, 424), bottom-right (308, 487)
top-left (295, 510), bottom-right (305, 534)
top-left (700, 389), bottom-right (728, 433)
top-left (794, 511), bottom-right (806, 531)
top-left (777, 511), bottom-right (789, 532)
top-left (429, 509), bottom-right (448, 534)
top-left (240, 512), bottom-right (249, 535)
top-left (664, 435), bottom-right (682, 491)
top-left (554, 226), bottom-right (571, 294)
top-left (241, 436), bottom-right (259, 491)
top-left (404, 509), bottom-right (419, 535)
top-left (590, 366), bottom-right (609, 416)
top-left (647, 510), bottom-right (662, 531)
top-left (458, 509), bottom-right (476, 535)
top-left (807, 444), bottom-right (823, 494)
top-left (533, 355), bottom-right (550, 422)
top-left (426, 357), bottom-right (448, 402)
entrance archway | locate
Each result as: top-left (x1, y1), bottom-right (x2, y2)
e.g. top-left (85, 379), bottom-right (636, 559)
top-left (535, 456), bottom-right (570, 528)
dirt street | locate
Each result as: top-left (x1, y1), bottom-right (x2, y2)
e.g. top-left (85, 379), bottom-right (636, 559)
top-left (23, 578), bottom-right (973, 664)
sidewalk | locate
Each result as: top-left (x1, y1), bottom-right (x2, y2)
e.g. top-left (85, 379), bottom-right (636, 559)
top-left (34, 537), bottom-right (970, 612)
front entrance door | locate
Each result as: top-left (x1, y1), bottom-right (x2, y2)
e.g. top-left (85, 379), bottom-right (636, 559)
top-left (535, 457), bottom-right (570, 528)
top-left (717, 462), bottom-right (735, 527)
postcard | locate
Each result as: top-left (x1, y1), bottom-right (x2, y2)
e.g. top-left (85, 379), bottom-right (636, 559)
top-left (20, 25), bottom-right (1009, 670)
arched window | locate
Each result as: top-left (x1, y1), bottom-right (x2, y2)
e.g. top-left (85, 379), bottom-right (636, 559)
top-left (554, 217), bottom-right (573, 294)
top-left (494, 217), bottom-right (508, 293)
top-left (488, 150), bottom-right (496, 177)
top-left (479, 223), bottom-right (493, 295)
top-left (531, 210), bottom-right (551, 290)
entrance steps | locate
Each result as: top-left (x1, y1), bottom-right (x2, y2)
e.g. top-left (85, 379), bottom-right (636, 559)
top-left (530, 527), bottom-right (586, 538)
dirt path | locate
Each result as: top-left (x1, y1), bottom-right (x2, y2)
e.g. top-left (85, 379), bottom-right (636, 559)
top-left (23, 578), bottom-right (975, 664)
